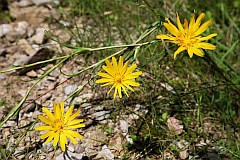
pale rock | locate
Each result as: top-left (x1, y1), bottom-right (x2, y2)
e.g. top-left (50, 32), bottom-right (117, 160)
top-left (0, 74), bottom-right (6, 80)
top-left (68, 146), bottom-right (74, 152)
top-left (18, 39), bottom-right (35, 56)
top-left (93, 110), bottom-right (110, 121)
top-left (15, 0), bottom-right (33, 7)
top-left (0, 24), bottom-right (13, 37)
top-left (64, 85), bottom-right (78, 95)
top-left (96, 145), bottom-right (114, 160)
top-left (26, 70), bottom-right (38, 78)
top-left (179, 150), bottom-right (189, 160)
top-left (176, 140), bottom-right (189, 150)
top-left (109, 133), bottom-right (123, 153)
top-left (73, 144), bottom-right (85, 153)
top-left (126, 134), bottom-right (133, 144)
top-left (15, 21), bottom-right (29, 36)
top-left (119, 120), bottom-right (128, 133)
top-left (47, 76), bottom-right (56, 81)
top-left (56, 151), bottom-right (83, 160)
top-left (3, 120), bottom-right (16, 127)
top-left (27, 26), bottom-right (35, 37)
top-left (31, 0), bottom-right (53, 5)
top-left (42, 142), bottom-right (54, 153)
top-left (13, 54), bottom-right (30, 66)
top-left (18, 90), bottom-right (27, 97)
top-left (30, 28), bottom-right (45, 44)
top-left (41, 93), bottom-right (52, 103)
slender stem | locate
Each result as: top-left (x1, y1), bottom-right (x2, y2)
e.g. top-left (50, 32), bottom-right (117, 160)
top-left (89, 40), bottom-right (156, 52)
top-left (66, 27), bottom-right (158, 77)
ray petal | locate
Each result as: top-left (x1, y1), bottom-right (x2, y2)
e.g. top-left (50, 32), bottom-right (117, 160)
top-left (53, 131), bottom-right (60, 146)
top-left (192, 48), bottom-right (204, 57)
top-left (65, 130), bottom-right (83, 139)
top-left (173, 46), bottom-right (186, 59)
top-left (164, 20), bottom-right (180, 36)
top-left (97, 72), bottom-right (113, 79)
top-left (198, 33), bottom-right (217, 41)
top-left (35, 125), bottom-right (52, 131)
top-left (198, 42), bottom-right (217, 50)
top-left (193, 13), bottom-right (205, 31)
top-left (64, 105), bottom-right (74, 123)
top-left (118, 56), bottom-right (123, 69)
top-left (44, 133), bottom-right (55, 144)
top-left (96, 78), bottom-right (114, 83)
top-left (113, 87), bottom-right (118, 99)
top-left (125, 80), bottom-right (140, 86)
top-left (38, 115), bottom-right (52, 125)
top-left (125, 64), bottom-right (137, 75)
top-left (187, 48), bottom-right (194, 58)
top-left (40, 131), bottom-right (54, 139)
top-left (176, 12), bottom-right (184, 32)
top-left (67, 109), bottom-right (81, 122)
top-left (65, 132), bottom-right (78, 144)
top-left (60, 102), bottom-right (65, 118)
top-left (60, 132), bottom-right (67, 151)
top-left (68, 123), bottom-right (85, 129)
top-left (189, 14), bottom-right (195, 32)
top-left (42, 107), bottom-right (54, 121)
top-left (102, 66), bottom-right (115, 77)
top-left (123, 83), bottom-right (134, 92)
top-left (124, 71), bottom-right (142, 79)
top-left (117, 85), bottom-right (122, 98)
top-left (122, 85), bottom-right (129, 97)
top-left (66, 119), bottom-right (84, 126)
top-left (194, 20), bottom-right (212, 36)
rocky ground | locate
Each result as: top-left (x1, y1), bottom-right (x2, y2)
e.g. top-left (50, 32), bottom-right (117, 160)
top-left (0, 0), bottom-right (151, 159)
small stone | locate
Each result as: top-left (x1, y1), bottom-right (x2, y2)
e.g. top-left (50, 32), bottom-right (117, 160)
top-left (0, 74), bottom-right (6, 80)
top-left (93, 111), bottom-right (110, 121)
top-left (119, 120), bottom-right (128, 133)
top-left (56, 151), bottom-right (83, 160)
top-left (13, 55), bottom-right (30, 66)
top-left (176, 140), bottom-right (189, 150)
top-left (18, 39), bottom-right (35, 56)
top-left (31, 0), bottom-right (53, 5)
top-left (15, 21), bottom-right (29, 36)
top-left (73, 144), bottom-right (85, 154)
top-left (18, 90), bottom-right (27, 97)
top-left (41, 93), bottom-right (52, 103)
top-left (68, 146), bottom-right (74, 152)
top-left (30, 28), bottom-right (45, 44)
top-left (64, 85), bottom-right (78, 95)
top-left (14, 0), bottom-right (33, 7)
top-left (0, 24), bottom-right (13, 37)
top-left (96, 145), bottom-right (114, 160)
top-left (47, 76), bottom-right (56, 81)
top-left (109, 133), bottom-right (123, 153)
top-left (179, 150), bottom-right (189, 160)
top-left (26, 70), bottom-right (38, 78)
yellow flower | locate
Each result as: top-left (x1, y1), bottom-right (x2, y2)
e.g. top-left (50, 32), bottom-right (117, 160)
top-left (96, 56), bottom-right (142, 99)
top-left (35, 102), bottom-right (85, 151)
top-left (156, 12), bottom-right (217, 59)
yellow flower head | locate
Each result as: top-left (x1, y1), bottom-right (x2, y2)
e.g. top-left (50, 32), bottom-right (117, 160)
top-left (35, 102), bottom-right (85, 151)
top-left (96, 56), bottom-right (142, 99)
top-left (156, 12), bottom-right (217, 59)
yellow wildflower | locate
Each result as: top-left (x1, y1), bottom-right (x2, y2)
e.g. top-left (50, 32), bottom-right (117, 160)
top-left (35, 102), bottom-right (85, 151)
top-left (156, 12), bottom-right (217, 59)
top-left (96, 56), bottom-right (142, 99)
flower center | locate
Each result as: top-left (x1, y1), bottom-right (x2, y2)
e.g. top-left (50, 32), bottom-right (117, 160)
top-left (177, 32), bottom-right (197, 48)
top-left (52, 119), bottom-right (64, 132)
top-left (114, 74), bottom-right (123, 84)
